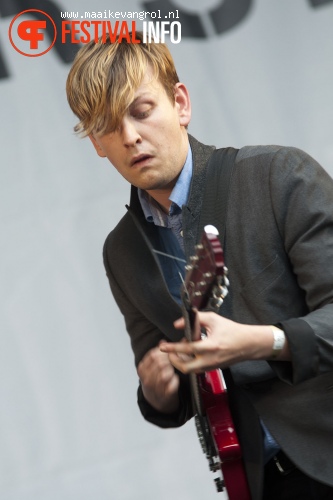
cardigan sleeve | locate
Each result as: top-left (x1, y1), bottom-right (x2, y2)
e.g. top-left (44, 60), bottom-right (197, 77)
top-left (268, 147), bottom-right (333, 384)
top-left (103, 239), bottom-right (193, 427)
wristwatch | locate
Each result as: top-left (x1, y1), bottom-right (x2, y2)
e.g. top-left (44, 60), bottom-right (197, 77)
top-left (271, 326), bottom-right (286, 359)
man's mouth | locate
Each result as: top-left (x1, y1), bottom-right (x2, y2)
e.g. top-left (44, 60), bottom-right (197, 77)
top-left (130, 154), bottom-right (153, 167)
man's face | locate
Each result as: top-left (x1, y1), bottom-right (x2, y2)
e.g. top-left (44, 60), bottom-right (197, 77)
top-left (90, 68), bottom-right (191, 196)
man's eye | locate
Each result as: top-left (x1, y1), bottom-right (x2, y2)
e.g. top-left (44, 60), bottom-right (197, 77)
top-left (133, 107), bottom-right (151, 119)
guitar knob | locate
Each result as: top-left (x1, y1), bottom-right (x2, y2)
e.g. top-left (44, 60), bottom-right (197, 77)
top-left (203, 272), bottom-right (213, 278)
top-left (195, 243), bottom-right (204, 250)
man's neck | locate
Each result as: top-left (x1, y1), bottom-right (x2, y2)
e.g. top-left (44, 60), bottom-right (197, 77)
top-left (145, 188), bottom-right (172, 213)
top-left (143, 139), bottom-right (192, 213)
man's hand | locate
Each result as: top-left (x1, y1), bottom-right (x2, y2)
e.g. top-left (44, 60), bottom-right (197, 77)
top-left (137, 341), bottom-right (180, 413)
top-left (160, 311), bottom-right (290, 374)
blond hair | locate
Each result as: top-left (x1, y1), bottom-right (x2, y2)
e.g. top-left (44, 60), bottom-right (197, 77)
top-left (66, 32), bottom-right (179, 137)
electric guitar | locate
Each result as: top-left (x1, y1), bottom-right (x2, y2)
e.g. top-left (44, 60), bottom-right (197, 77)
top-left (181, 225), bottom-right (251, 499)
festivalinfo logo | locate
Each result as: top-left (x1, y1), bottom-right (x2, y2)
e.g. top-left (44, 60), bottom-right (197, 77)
top-left (8, 8), bottom-right (182, 57)
top-left (9, 9), bottom-right (57, 57)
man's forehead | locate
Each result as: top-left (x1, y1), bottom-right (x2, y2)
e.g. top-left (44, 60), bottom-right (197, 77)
top-left (130, 76), bottom-right (164, 104)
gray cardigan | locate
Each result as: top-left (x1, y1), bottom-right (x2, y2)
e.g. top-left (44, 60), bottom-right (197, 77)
top-left (103, 135), bottom-right (333, 499)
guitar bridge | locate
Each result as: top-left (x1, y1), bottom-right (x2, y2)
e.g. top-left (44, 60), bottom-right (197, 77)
top-left (195, 414), bottom-right (225, 492)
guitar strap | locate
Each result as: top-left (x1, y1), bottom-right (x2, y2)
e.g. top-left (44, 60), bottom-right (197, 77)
top-left (198, 147), bottom-right (239, 248)
top-left (197, 146), bottom-right (240, 388)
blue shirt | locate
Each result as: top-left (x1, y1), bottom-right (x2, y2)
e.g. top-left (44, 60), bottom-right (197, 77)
top-left (138, 146), bottom-right (192, 251)
top-left (138, 147), bottom-right (192, 302)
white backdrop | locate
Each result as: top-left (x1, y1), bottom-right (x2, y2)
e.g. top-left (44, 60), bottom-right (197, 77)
top-left (1, 1), bottom-right (333, 499)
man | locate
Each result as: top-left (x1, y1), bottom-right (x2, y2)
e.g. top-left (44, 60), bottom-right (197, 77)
top-left (66, 33), bottom-right (333, 499)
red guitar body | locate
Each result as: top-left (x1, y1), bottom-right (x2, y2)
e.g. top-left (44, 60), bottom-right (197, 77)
top-left (200, 370), bottom-right (251, 499)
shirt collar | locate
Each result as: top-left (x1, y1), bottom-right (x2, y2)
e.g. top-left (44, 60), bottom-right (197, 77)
top-left (138, 145), bottom-right (193, 223)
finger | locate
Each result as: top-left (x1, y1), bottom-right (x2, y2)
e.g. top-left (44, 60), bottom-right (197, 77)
top-left (196, 311), bottom-right (219, 333)
top-left (192, 310), bottom-right (202, 341)
top-left (173, 317), bottom-right (185, 329)
top-left (160, 341), bottom-right (198, 356)
top-left (194, 311), bottom-right (209, 331)
top-left (168, 352), bottom-right (205, 374)
top-left (138, 348), bottom-right (173, 380)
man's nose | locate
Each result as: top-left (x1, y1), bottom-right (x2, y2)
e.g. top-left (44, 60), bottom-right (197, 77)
top-left (120, 118), bottom-right (142, 147)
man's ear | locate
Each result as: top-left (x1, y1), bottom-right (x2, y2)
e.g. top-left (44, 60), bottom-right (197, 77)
top-left (174, 82), bottom-right (191, 127)
top-left (89, 134), bottom-right (106, 158)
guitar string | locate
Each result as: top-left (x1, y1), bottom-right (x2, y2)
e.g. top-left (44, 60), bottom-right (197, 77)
top-left (178, 270), bottom-right (189, 294)
top-left (153, 248), bottom-right (213, 456)
top-left (152, 249), bottom-right (187, 263)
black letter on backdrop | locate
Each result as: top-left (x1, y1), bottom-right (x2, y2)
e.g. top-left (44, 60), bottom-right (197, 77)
top-left (0, 0), bottom-right (79, 79)
top-left (309, 0), bottom-right (333, 6)
top-left (142, 0), bottom-right (252, 38)
top-left (210, 0), bottom-right (252, 34)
